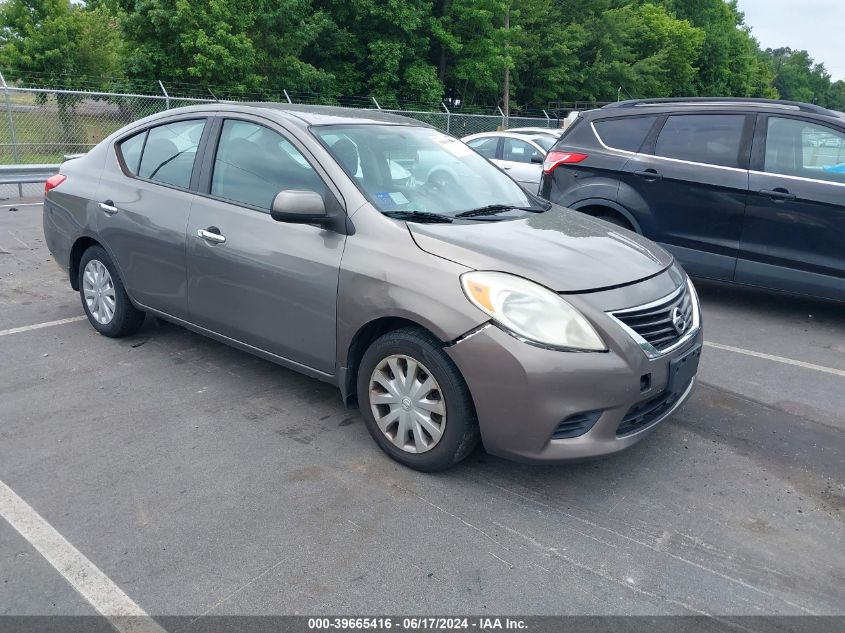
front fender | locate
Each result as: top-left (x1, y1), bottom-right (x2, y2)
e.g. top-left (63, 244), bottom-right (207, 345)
top-left (335, 209), bottom-right (486, 365)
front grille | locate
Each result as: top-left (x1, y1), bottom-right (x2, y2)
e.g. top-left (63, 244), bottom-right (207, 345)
top-left (616, 381), bottom-right (691, 436)
top-left (551, 411), bottom-right (602, 440)
top-left (611, 284), bottom-right (693, 353)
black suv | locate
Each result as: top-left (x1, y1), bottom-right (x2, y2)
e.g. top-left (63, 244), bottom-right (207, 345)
top-left (540, 98), bottom-right (845, 302)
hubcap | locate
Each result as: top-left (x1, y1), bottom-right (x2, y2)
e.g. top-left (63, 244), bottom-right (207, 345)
top-left (369, 354), bottom-right (446, 454)
top-left (82, 259), bottom-right (116, 325)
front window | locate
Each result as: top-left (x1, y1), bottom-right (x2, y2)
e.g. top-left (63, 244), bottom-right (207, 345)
top-left (211, 119), bottom-right (325, 210)
top-left (764, 117), bottom-right (845, 184)
top-left (313, 125), bottom-right (536, 217)
top-left (502, 138), bottom-right (543, 163)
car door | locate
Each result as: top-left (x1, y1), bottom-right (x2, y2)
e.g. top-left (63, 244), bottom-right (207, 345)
top-left (617, 113), bottom-right (753, 280)
top-left (498, 137), bottom-right (544, 190)
top-left (96, 117), bottom-right (209, 319)
top-left (186, 115), bottom-right (346, 374)
top-left (738, 114), bottom-right (845, 301)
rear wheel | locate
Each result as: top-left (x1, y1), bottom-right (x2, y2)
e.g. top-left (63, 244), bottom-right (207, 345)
top-left (78, 246), bottom-right (145, 337)
top-left (357, 328), bottom-right (479, 472)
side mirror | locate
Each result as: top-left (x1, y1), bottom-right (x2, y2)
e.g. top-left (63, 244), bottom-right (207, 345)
top-left (530, 154), bottom-right (544, 164)
top-left (270, 190), bottom-right (328, 224)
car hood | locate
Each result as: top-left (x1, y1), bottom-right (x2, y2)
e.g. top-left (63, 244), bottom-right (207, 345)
top-left (408, 207), bottom-right (673, 292)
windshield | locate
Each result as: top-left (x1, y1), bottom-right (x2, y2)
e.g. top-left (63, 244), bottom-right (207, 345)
top-left (313, 124), bottom-right (535, 217)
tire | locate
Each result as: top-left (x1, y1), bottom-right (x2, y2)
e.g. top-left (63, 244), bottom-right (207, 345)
top-left (357, 327), bottom-right (480, 472)
top-left (78, 245), bottom-right (145, 337)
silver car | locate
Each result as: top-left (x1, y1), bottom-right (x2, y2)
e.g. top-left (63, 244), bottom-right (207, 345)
top-left (43, 104), bottom-right (702, 472)
top-left (461, 131), bottom-right (551, 191)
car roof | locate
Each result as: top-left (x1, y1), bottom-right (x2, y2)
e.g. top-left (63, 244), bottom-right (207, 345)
top-left (138, 102), bottom-right (431, 129)
top-left (508, 127), bottom-right (562, 135)
top-left (589, 97), bottom-right (845, 123)
top-left (461, 131), bottom-right (546, 144)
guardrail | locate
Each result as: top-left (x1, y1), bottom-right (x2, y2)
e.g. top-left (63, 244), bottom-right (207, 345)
top-left (0, 163), bottom-right (59, 185)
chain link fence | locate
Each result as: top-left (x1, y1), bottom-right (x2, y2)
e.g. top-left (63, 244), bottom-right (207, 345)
top-left (0, 83), bottom-right (596, 167)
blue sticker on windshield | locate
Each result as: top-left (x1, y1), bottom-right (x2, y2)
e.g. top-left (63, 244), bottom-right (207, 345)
top-left (376, 191), bottom-right (400, 208)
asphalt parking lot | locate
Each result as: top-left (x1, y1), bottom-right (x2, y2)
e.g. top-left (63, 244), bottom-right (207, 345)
top-left (1, 201), bottom-right (843, 621)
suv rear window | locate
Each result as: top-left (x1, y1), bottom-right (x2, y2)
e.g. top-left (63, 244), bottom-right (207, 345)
top-left (593, 116), bottom-right (656, 152)
top-left (654, 114), bottom-right (745, 168)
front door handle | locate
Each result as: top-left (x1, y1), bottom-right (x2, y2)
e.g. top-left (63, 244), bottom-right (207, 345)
top-left (633, 169), bottom-right (662, 181)
top-left (502, 165), bottom-right (512, 170)
top-left (196, 227), bottom-right (226, 244)
top-left (99, 200), bottom-right (118, 215)
top-left (759, 188), bottom-right (796, 202)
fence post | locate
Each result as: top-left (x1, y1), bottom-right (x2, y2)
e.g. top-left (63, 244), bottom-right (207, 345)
top-left (441, 102), bottom-right (451, 135)
top-left (497, 106), bottom-right (506, 130)
top-left (542, 109), bottom-right (551, 128)
top-left (283, 89), bottom-right (292, 104)
top-left (0, 71), bottom-right (22, 196)
top-left (371, 96), bottom-right (382, 110)
top-left (158, 80), bottom-right (171, 109)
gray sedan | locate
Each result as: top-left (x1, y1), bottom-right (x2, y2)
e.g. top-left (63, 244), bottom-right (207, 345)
top-left (43, 103), bottom-right (702, 471)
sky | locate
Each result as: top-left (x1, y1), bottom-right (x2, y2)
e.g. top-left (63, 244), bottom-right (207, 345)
top-left (736, 0), bottom-right (845, 81)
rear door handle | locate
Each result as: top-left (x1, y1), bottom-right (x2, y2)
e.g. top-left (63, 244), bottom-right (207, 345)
top-left (759, 188), bottom-right (796, 202)
top-left (633, 169), bottom-right (662, 181)
top-left (99, 200), bottom-right (118, 215)
top-left (196, 228), bottom-right (226, 244)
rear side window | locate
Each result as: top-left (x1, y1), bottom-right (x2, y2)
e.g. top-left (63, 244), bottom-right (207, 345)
top-left (593, 116), bottom-right (656, 152)
top-left (137, 119), bottom-right (206, 188)
top-left (466, 137), bottom-right (499, 158)
top-left (764, 117), bottom-right (845, 184)
top-left (654, 114), bottom-right (745, 168)
top-left (211, 119), bottom-right (326, 210)
top-left (118, 131), bottom-right (146, 174)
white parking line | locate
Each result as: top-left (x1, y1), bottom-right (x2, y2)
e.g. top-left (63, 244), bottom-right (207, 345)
top-left (0, 480), bottom-right (167, 633)
top-left (704, 341), bottom-right (845, 378)
top-left (0, 202), bottom-right (42, 207)
top-left (0, 315), bottom-right (86, 337)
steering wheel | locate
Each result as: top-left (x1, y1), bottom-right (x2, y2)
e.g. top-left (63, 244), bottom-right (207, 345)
top-left (425, 169), bottom-right (457, 193)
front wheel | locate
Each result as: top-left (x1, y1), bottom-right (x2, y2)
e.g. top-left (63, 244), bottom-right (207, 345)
top-left (78, 245), bottom-right (145, 337)
top-left (357, 328), bottom-right (480, 472)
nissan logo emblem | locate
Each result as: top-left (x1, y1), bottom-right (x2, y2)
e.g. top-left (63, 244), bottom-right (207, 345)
top-left (671, 307), bottom-right (687, 335)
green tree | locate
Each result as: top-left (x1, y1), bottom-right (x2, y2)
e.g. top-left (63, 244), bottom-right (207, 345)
top-left (766, 47), bottom-right (832, 105)
top-left (308, 0), bottom-right (443, 105)
top-left (120, 0), bottom-right (261, 93)
top-left (0, 0), bottom-right (124, 141)
top-left (0, 0), bottom-right (122, 86)
top-left (664, 0), bottom-right (776, 98)
top-left (575, 3), bottom-right (704, 101)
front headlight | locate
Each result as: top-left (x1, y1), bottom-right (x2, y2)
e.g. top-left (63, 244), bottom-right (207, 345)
top-left (460, 271), bottom-right (607, 351)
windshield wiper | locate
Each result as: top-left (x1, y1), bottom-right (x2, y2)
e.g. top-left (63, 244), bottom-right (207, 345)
top-left (383, 210), bottom-right (453, 223)
top-left (454, 203), bottom-right (549, 218)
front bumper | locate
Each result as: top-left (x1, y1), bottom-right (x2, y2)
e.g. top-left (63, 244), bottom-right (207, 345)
top-left (445, 280), bottom-right (702, 463)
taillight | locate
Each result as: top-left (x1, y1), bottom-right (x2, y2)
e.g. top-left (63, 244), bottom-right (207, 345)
top-left (543, 151), bottom-right (588, 174)
top-left (44, 174), bottom-right (66, 195)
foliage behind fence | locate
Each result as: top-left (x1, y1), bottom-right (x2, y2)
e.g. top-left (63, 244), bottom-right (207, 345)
top-left (0, 85), bottom-right (593, 165)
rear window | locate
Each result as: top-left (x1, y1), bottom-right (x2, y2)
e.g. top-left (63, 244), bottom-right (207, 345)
top-left (118, 131), bottom-right (146, 174)
top-left (138, 119), bottom-right (206, 188)
top-left (117, 119), bottom-right (206, 188)
top-left (654, 114), bottom-right (745, 168)
top-left (593, 116), bottom-right (656, 152)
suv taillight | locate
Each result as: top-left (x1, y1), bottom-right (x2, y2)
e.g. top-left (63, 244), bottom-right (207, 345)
top-left (543, 151), bottom-right (588, 174)
top-left (44, 174), bottom-right (66, 195)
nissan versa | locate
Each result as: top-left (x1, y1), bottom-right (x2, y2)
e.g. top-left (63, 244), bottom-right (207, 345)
top-left (43, 104), bottom-right (702, 471)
